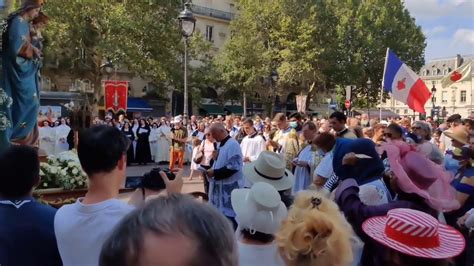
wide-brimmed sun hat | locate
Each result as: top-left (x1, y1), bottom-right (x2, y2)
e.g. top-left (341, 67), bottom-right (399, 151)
top-left (363, 208), bottom-right (465, 259)
top-left (243, 151), bottom-right (294, 191)
top-left (444, 128), bottom-right (469, 145)
top-left (382, 141), bottom-right (459, 212)
top-left (231, 182), bottom-right (287, 235)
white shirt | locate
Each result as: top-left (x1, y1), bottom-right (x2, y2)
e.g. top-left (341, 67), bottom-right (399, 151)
top-left (240, 133), bottom-right (266, 163)
top-left (149, 128), bottom-right (158, 142)
top-left (440, 129), bottom-right (453, 152)
top-left (54, 198), bottom-right (134, 266)
top-left (192, 130), bottom-right (206, 141)
top-left (39, 126), bottom-right (55, 142)
top-left (315, 152), bottom-right (333, 179)
top-left (238, 242), bottom-right (285, 266)
top-left (55, 124), bottom-right (71, 140)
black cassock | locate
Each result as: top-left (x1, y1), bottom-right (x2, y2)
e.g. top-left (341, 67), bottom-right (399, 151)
top-left (135, 126), bottom-right (151, 164)
top-left (122, 129), bottom-right (135, 164)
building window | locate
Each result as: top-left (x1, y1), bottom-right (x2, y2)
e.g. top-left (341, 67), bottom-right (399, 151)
top-left (433, 68), bottom-right (439, 75)
top-left (443, 69), bottom-right (449, 75)
top-left (425, 70), bottom-right (430, 76)
top-left (404, 109), bottom-right (408, 114)
top-left (205, 25), bottom-right (214, 42)
top-left (461, 90), bottom-right (467, 103)
top-left (432, 97), bottom-right (436, 103)
top-left (395, 109), bottom-right (399, 114)
top-left (441, 91), bottom-right (448, 103)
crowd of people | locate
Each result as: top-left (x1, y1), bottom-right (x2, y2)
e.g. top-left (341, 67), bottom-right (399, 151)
top-left (38, 117), bottom-right (74, 156)
top-left (2, 110), bottom-right (474, 266)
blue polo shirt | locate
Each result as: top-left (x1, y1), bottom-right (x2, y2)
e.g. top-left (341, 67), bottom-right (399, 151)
top-left (0, 197), bottom-right (62, 266)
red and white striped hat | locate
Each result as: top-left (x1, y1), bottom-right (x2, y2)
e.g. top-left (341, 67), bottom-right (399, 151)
top-left (362, 208), bottom-right (465, 259)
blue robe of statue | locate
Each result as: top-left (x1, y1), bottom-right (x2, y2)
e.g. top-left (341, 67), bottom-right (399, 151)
top-left (0, 15), bottom-right (40, 153)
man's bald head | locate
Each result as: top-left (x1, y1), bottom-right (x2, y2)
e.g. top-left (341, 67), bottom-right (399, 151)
top-left (210, 123), bottom-right (228, 141)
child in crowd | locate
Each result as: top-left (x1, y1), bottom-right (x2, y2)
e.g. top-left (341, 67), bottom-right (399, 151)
top-left (189, 138), bottom-right (203, 181)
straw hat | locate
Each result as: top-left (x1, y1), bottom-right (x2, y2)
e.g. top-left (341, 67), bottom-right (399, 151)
top-left (231, 182), bottom-right (287, 235)
top-left (363, 208), bottom-right (465, 259)
top-left (444, 128), bottom-right (468, 145)
top-left (243, 151), bottom-right (294, 191)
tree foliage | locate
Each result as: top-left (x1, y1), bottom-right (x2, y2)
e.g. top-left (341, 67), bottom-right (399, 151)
top-left (42, 0), bottom-right (210, 100)
top-left (218, 0), bottom-right (426, 110)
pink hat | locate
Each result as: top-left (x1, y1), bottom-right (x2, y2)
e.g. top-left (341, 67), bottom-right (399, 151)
top-left (363, 208), bottom-right (465, 259)
top-left (381, 141), bottom-right (459, 212)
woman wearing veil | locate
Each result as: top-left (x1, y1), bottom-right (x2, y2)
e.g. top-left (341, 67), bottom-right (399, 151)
top-left (0, 0), bottom-right (44, 154)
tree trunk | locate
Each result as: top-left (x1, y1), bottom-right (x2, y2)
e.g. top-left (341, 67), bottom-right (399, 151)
top-left (305, 82), bottom-right (316, 115)
top-left (243, 91), bottom-right (247, 118)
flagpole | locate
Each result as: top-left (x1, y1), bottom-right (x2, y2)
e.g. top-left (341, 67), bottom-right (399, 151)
top-left (470, 61), bottom-right (473, 117)
top-left (380, 48), bottom-right (390, 121)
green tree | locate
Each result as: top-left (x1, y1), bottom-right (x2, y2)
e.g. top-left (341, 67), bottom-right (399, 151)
top-left (217, 0), bottom-right (426, 114)
top-left (329, 0), bottom-right (426, 109)
top-left (216, 0), bottom-right (279, 115)
top-left (42, 0), bottom-right (212, 109)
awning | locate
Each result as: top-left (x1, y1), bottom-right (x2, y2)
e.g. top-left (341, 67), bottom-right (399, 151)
top-left (127, 98), bottom-right (152, 112)
top-left (224, 105), bottom-right (244, 115)
top-left (199, 104), bottom-right (225, 115)
top-left (40, 91), bottom-right (82, 100)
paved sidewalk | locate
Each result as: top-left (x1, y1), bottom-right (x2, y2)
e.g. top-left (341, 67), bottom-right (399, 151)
top-left (125, 163), bottom-right (204, 194)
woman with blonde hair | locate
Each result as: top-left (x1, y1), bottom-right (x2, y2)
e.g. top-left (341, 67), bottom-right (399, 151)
top-left (276, 191), bottom-right (359, 266)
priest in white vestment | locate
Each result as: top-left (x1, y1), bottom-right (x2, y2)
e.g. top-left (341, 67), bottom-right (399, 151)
top-left (54, 118), bottom-right (71, 154)
top-left (240, 119), bottom-right (266, 164)
top-left (39, 120), bottom-right (55, 156)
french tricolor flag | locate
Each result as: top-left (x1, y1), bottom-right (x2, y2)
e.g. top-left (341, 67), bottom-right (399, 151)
top-left (383, 49), bottom-right (431, 113)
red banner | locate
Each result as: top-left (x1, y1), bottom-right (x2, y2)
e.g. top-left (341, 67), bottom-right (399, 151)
top-left (104, 81), bottom-right (128, 113)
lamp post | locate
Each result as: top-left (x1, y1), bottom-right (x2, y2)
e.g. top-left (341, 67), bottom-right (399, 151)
top-left (431, 83), bottom-right (437, 118)
top-left (178, 1), bottom-right (196, 125)
top-left (366, 78), bottom-right (372, 119)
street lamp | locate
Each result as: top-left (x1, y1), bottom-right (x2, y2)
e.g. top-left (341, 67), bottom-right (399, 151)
top-left (366, 78), bottom-right (372, 119)
top-left (100, 60), bottom-right (114, 74)
top-left (178, 1), bottom-right (196, 125)
top-left (431, 83), bottom-right (437, 117)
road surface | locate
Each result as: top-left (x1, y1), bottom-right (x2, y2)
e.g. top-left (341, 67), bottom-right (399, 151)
top-left (125, 163), bottom-right (204, 194)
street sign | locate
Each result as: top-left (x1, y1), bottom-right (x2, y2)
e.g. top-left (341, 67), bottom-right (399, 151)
top-left (345, 100), bottom-right (351, 109)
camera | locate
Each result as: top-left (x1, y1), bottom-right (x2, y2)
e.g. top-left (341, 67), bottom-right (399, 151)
top-left (125, 167), bottom-right (175, 190)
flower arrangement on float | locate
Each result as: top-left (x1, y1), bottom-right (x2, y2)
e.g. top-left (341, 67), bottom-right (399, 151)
top-left (38, 150), bottom-right (88, 190)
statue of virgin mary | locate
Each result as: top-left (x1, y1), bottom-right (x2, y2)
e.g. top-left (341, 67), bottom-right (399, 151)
top-left (0, 0), bottom-right (44, 154)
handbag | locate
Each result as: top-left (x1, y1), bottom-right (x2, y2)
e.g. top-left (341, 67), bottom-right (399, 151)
top-left (193, 144), bottom-right (204, 164)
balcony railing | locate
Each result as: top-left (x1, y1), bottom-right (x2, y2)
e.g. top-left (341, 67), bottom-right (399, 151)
top-left (191, 4), bottom-right (234, 21)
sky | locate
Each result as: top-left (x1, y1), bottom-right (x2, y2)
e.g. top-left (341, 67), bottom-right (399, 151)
top-left (403, 0), bottom-right (474, 61)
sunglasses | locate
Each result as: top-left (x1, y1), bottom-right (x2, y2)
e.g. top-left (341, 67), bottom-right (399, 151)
top-left (383, 133), bottom-right (393, 138)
